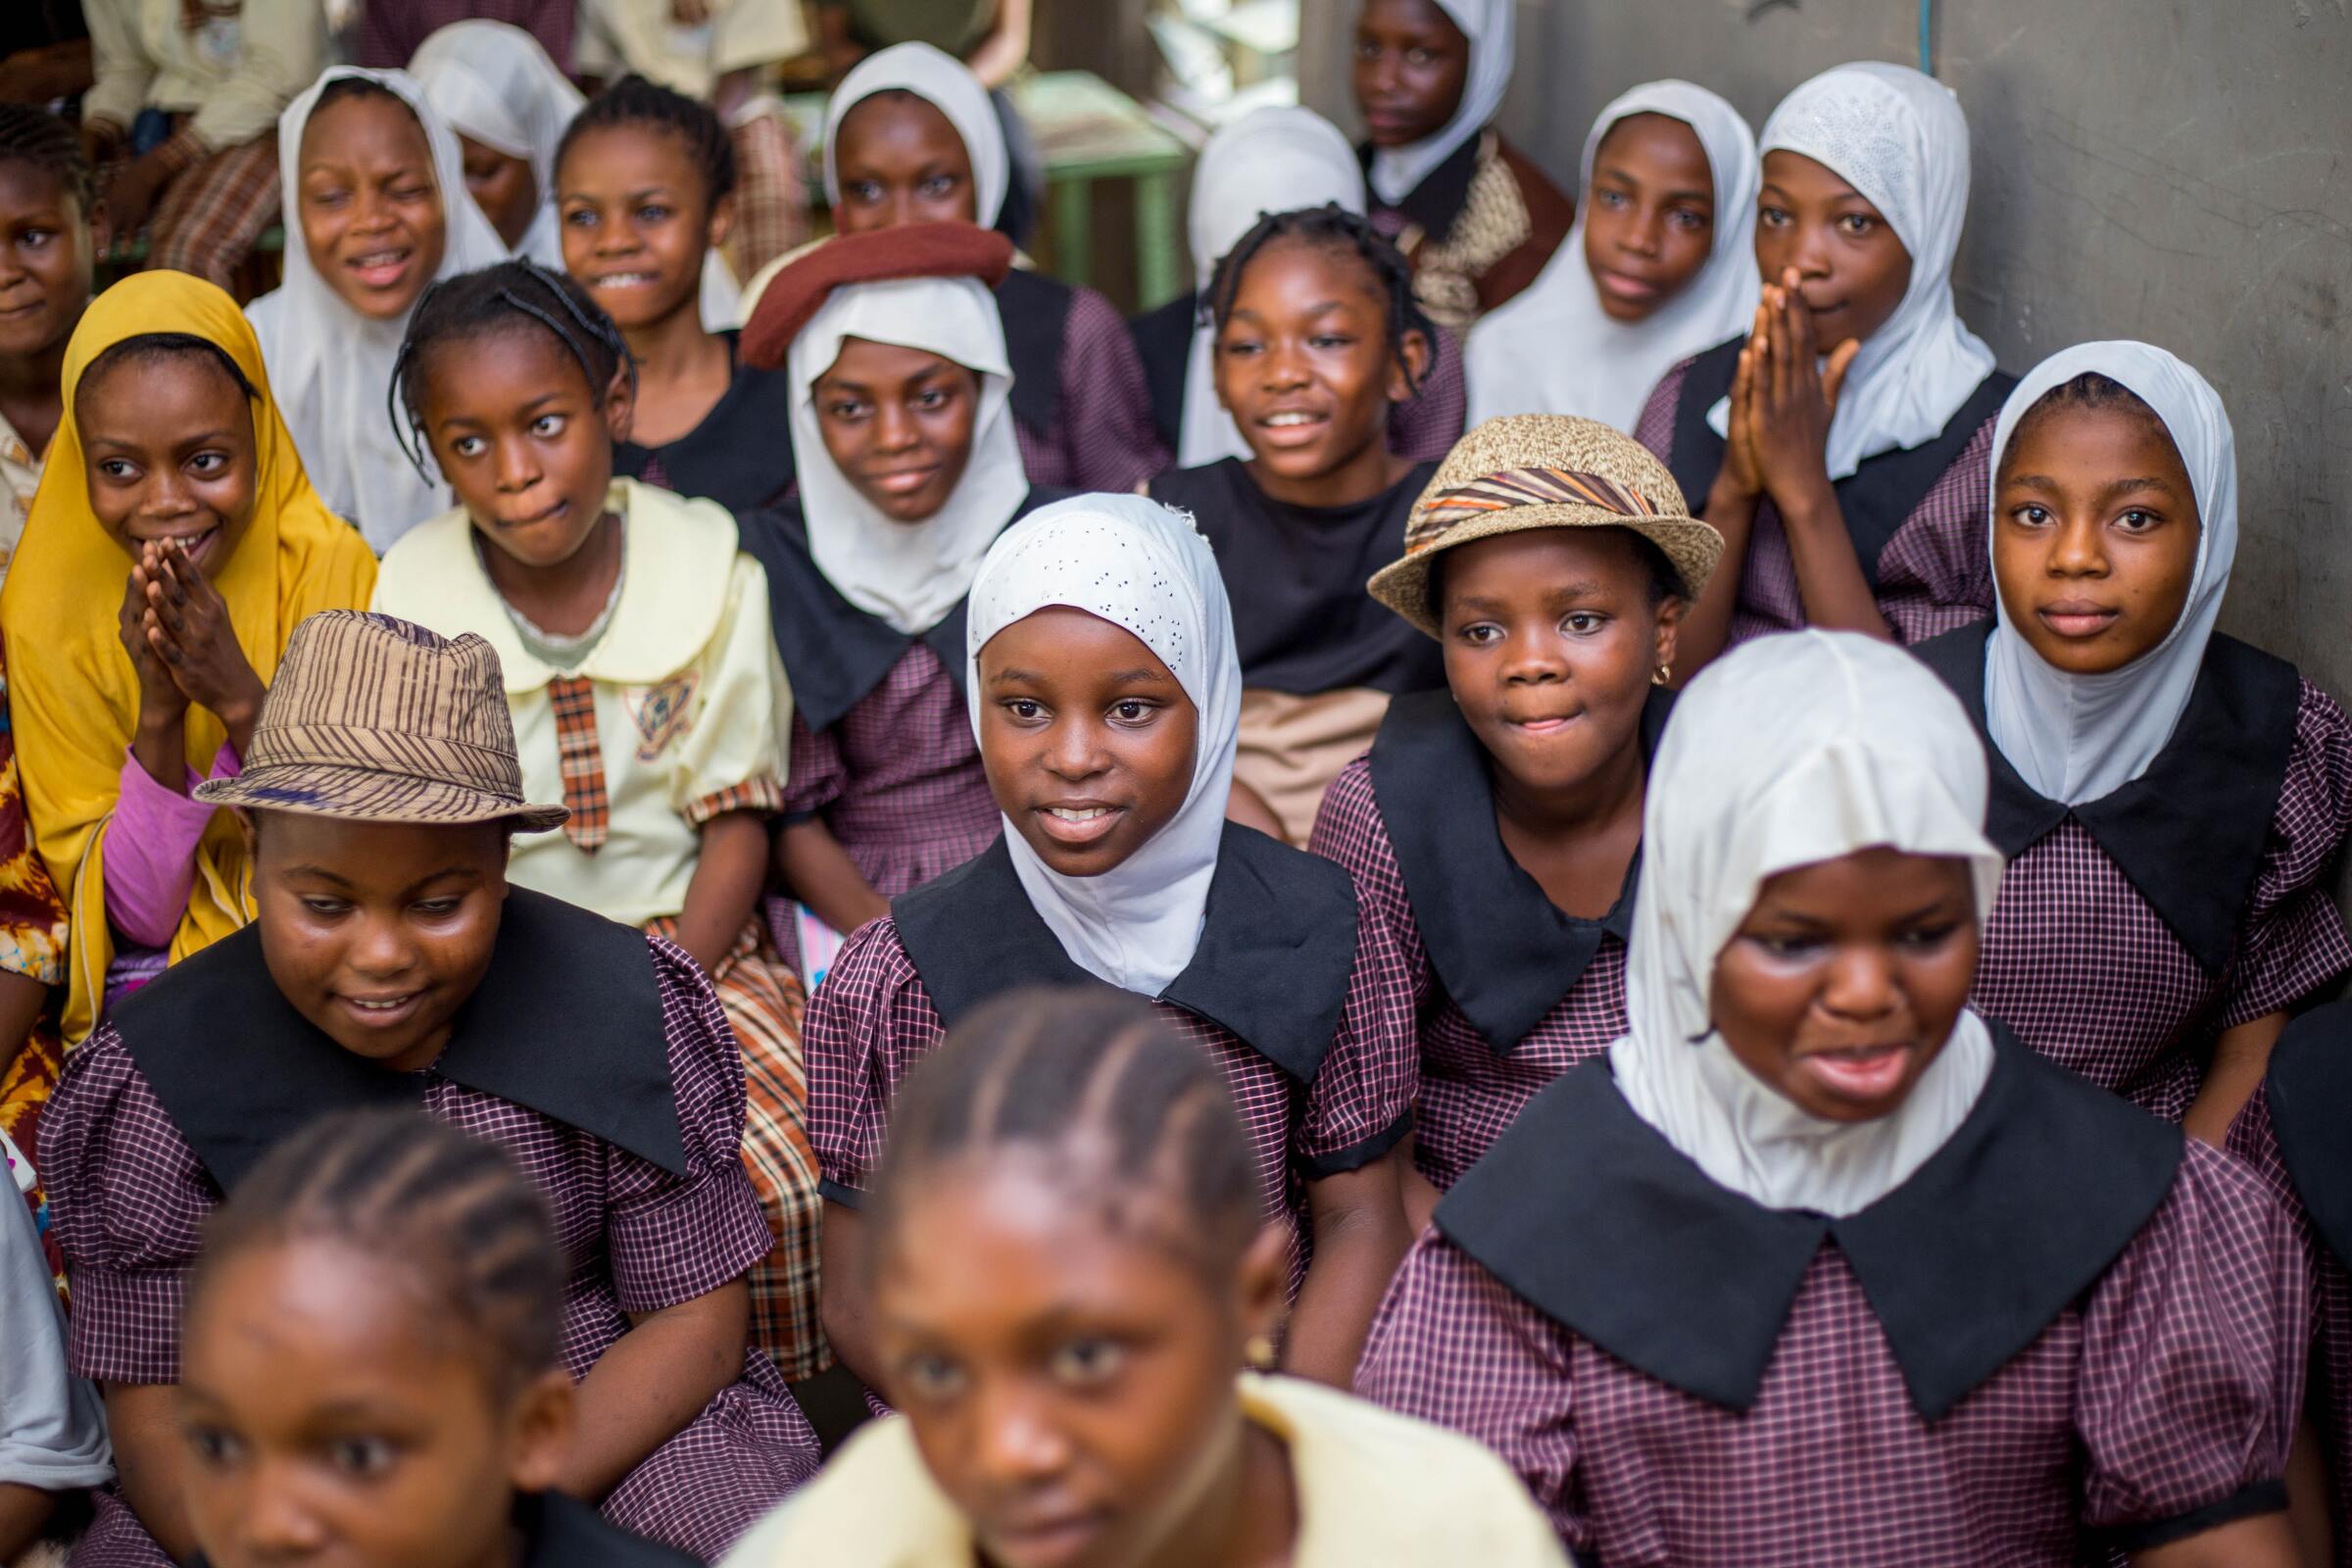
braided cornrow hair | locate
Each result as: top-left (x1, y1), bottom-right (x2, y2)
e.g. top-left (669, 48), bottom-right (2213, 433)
top-left (867, 988), bottom-right (1262, 1282)
top-left (193, 1110), bottom-right (565, 1395)
top-left (557, 74), bottom-right (737, 209)
top-left (2002, 370), bottom-right (2172, 480)
top-left (0, 103), bottom-right (94, 213)
top-left (1203, 203), bottom-right (1432, 397)
top-left (387, 259), bottom-right (635, 480)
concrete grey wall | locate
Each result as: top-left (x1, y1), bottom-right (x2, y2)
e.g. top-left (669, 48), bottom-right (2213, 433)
top-left (1300, 0), bottom-right (2352, 697)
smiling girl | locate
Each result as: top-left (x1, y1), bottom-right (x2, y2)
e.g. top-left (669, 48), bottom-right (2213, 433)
top-left (1, 272), bottom-right (376, 1049)
top-left (1310, 416), bottom-right (1719, 1229)
top-left (1350, 0), bottom-right (1570, 336)
top-left (246, 68), bottom-right (508, 554)
top-left (804, 494), bottom-right (1416, 1397)
top-left (726, 989), bottom-right (1564, 1568)
top-left (1149, 205), bottom-right (1439, 846)
top-left (39, 610), bottom-right (818, 1565)
top-left (734, 225), bottom-right (1070, 987)
top-left (1465, 82), bottom-right (1758, 434)
top-left (1913, 343), bottom-right (2352, 1163)
top-left (374, 260), bottom-right (822, 1384)
top-left (1360, 629), bottom-right (2311, 1567)
top-left (1635, 62), bottom-right (2013, 679)
top-left (0, 107), bottom-right (103, 585)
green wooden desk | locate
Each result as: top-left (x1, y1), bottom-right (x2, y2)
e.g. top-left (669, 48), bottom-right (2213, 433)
top-left (784, 69), bottom-right (1192, 310)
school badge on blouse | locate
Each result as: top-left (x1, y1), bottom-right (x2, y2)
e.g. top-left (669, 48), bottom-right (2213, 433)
top-left (629, 673), bottom-right (700, 762)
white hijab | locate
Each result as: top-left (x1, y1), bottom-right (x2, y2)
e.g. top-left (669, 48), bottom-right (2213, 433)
top-left (1610, 629), bottom-right (2006, 1216)
top-left (247, 68), bottom-right (511, 554)
top-left (1465, 81), bottom-right (1759, 433)
top-left (1367, 0), bottom-right (1515, 208)
top-left (1179, 106), bottom-right (1366, 468)
top-left (823, 42), bottom-right (1009, 227)
top-left (788, 274), bottom-right (1029, 635)
top-left (965, 495), bottom-right (1242, 998)
top-left (1714, 62), bottom-right (1997, 480)
top-left (1982, 342), bottom-right (2235, 806)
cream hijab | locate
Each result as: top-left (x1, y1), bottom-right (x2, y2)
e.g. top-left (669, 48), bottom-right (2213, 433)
top-left (1713, 62), bottom-right (1997, 480)
top-left (1982, 342), bottom-right (2235, 806)
top-left (1465, 81), bottom-right (1759, 433)
top-left (789, 274), bottom-right (1029, 635)
top-left (1610, 630), bottom-right (2005, 1216)
top-left (823, 42), bottom-right (1009, 227)
top-left (1180, 106), bottom-right (1366, 467)
top-left (965, 495), bottom-right (1242, 998)
top-left (247, 67), bottom-right (510, 554)
top-left (1367, 0), bottom-right (1515, 208)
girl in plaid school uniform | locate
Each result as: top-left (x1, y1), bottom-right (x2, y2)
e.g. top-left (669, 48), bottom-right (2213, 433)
top-left (372, 261), bottom-right (824, 1386)
top-left (1358, 630), bottom-right (2311, 1566)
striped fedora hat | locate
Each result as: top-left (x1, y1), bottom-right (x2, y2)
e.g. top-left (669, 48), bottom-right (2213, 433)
top-left (196, 612), bottom-right (567, 831)
top-left (1366, 415), bottom-right (1725, 639)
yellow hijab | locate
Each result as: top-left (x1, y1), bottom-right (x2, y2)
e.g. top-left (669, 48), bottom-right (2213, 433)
top-left (0, 271), bottom-right (377, 1043)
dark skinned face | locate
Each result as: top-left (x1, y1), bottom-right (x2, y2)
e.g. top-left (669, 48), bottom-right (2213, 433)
top-left (1993, 401), bottom-right (2200, 677)
top-left (0, 160), bottom-right (97, 361)
top-left (1439, 527), bottom-right (1681, 799)
top-left (250, 812), bottom-right (512, 1074)
top-left (1351, 0), bottom-right (1470, 149)
top-left (832, 93), bottom-right (980, 233)
top-left (296, 93), bottom-right (448, 322)
top-left (421, 325), bottom-right (631, 573)
top-left (1583, 113), bottom-right (1718, 325)
top-left (1215, 237), bottom-right (1426, 505)
top-left (558, 123), bottom-right (728, 333)
top-left (977, 608), bottom-right (1200, 879)
top-left (180, 1237), bottom-right (573, 1568)
top-left (1710, 849), bottom-right (1979, 1123)
top-left (457, 134), bottom-right (537, 252)
top-left (875, 1153), bottom-right (1292, 1568)
top-left (813, 336), bottom-right (982, 522)
top-left (1753, 149), bottom-right (1913, 348)
top-left (76, 352), bottom-right (259, 571)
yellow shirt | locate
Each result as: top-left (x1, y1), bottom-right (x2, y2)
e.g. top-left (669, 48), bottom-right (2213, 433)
top-left (371, 478), bottom-right (792, 927)
top-left (79, 0), bottom-right (325, 152)
top-left (574, 0), bottom-right (810, 99)
top-left (720, 1372), bottom-right (1574, 1566)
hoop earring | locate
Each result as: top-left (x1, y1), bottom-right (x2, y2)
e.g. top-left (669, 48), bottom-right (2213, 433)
top-left (1652, 663), bottom-right (1672, 687)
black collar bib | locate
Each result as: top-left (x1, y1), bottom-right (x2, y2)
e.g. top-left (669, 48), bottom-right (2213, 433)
top-left (1436, 1026), bottom-right (2180, 1419)
top-left (1914, 622), bottom-right (2300, 974)
top-left (2264, 1003), bottom-right (2352, 1270)
top-left (110, 888), bottom-right (685, 1192)
top-left (736, 488), bottom-right (1074, 732)
top-left (893, 825), bottom-right (1359, 1083)
top-left (1665, 338), bottom-right (2015, 588)
top-left (1362, 131), bottom-right (1484, 238)
top-left (1369, 686), bottom-right (1669, 1054)
top-left (995, 269), bottom-right (1075, 440)
top-left (612, 332), bottom-right (800, 515)
top-left (1132, 289), bottom-right (1198, 451)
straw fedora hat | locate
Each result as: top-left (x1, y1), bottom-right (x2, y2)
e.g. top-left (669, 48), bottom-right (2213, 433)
top-left (1366, 415), bottom-right (1725, 639)
top-left (196, 612), bottom-right (567, 831)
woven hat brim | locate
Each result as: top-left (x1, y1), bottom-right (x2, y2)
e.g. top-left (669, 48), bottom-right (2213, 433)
top-left (194, 763), bottom-right (569, 834)
top-left (1367, 505), bottom-right (1727, 639)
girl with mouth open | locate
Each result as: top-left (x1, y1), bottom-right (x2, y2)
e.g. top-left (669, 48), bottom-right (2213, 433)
top-left (374, 260), bottom-right (821, 1387)
top-left (1309, 414), bottom-right (1720, 1231)
top-left (733, 222), bottom-right (1080, 991)
top-left (1, 271), bottom-right (376, 1051)
top-left (1464, 81), bottom-right (1759, 436)
top-left (1634, 62), bottom-right (2014, 680)
top-left (725, 989), bottom-right (1564, 1568)
top-left (1147, 205), bottom-right (1441, 847)
top-left (245, 68), bottom-right (508, 555)
top-left (36, 610), bottom-right (820, 1566)
top-left (1359, 628), bottom-right (2312, 1568)
top-left (803, 494), bottom-right (1417, 1400)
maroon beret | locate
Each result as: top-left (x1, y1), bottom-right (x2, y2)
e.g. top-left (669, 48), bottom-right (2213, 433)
top-left (740, 222), bottom-right (1017, 370)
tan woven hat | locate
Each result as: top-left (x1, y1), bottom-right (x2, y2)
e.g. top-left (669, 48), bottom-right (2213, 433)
top-left (196, 612), bottom-right (568, 832)
top-left (1367, 415), bottom-right (1725, 639)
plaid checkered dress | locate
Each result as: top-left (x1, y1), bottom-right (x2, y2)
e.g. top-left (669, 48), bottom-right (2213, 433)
top-left (42, 935), bottom-right (819, 1565)
top-left (1309, 752), bottom-right (1631, 1192)
top-left (1001, 274), bottom-right (1170, 495)
top-left (1633, 352), bottom-right (2004, 647)
top-left (805, 882), bottom-right (1417, 1290)
top-left (1359, 1061), bottom-right (2309, 1565)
